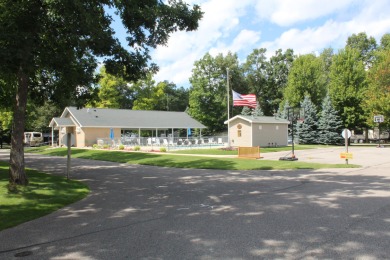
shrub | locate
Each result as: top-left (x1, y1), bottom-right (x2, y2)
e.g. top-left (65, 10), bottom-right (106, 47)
top-left (159, 147), bottom-right (167, 152)
top-left (118, 145), bottom-right (125, 150)
top-left (103, 144), bottom-right (110, 149)
top-left (134, 146), bottom-right (141, 151)
top-left (92, 144), bottom-right (98, 149)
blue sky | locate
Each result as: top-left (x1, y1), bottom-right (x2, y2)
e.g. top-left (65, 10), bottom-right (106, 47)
top-left (111, 0), bottom-right (390, 87)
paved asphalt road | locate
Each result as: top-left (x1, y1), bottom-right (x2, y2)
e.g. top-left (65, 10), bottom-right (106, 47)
top-left (1, 147), bottom-right (390, 259)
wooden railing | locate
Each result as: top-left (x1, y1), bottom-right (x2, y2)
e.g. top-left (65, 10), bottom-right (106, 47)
top-left (238, 146), bottom-right (260, 159)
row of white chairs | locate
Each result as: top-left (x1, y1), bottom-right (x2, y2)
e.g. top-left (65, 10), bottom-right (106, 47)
top-left (147, 137), bottom-right (224, 146)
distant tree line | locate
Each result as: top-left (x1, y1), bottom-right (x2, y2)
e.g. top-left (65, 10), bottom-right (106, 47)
top-left (1, 32), bottom-right (389, 144)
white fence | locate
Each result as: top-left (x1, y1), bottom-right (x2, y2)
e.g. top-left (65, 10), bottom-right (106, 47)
top-left (96, 136), bottom-right (228, 150)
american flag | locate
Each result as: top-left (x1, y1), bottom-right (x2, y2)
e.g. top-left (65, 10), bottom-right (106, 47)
top-left (232, 90), bottom-right (257, 108)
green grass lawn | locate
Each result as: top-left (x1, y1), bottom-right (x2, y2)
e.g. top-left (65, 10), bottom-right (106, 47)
top-left (0, 161), bottom-right (89, 231)
top-left (30, 147), bottom-right (359, 170)
top-left (169, 144), bottom-right (333, 155)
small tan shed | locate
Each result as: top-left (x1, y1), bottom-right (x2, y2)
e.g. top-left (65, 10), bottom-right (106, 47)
top-left (225, 115), bottom-right (290, 147)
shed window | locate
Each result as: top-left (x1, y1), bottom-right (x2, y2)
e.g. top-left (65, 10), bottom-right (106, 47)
top-left (237, 130), bottom-right (242, 137)
top-left (259, 125), bottom-right (262, 130)
top-left (276, 125), bottom-right (279, 130)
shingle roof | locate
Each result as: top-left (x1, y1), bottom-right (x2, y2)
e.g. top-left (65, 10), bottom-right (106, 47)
top-left (225, 115), bottom-right (290, 124)
top-left (62, 107), bottom-right (206, 129)
top-left (49, 117), bottom-right (76, 127)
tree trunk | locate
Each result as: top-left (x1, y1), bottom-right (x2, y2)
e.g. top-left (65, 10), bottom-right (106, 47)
top-left (365, 127), bottom-right (369, 143)
top-left (9, 66), bottom-right (29, 185)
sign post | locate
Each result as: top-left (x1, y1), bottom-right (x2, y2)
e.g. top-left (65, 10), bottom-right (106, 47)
top-left (61, 132), bottom-right (74, 180)
top-left (341, 129), bottom-right (352, 165)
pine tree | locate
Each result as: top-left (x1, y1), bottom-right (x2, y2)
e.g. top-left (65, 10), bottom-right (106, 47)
top-left (318, 94), bottom-right (344, 144)
top-left (297, 95), bottom-right (318, 144)
top-left (252, 102), bottom-right (264, 116)
top-left (241, 106), bottom-right (252, 115)
top-left (279, 100), bottom-right (290, 119)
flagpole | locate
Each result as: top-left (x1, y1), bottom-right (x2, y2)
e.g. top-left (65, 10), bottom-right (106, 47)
top-left (227, 68), bottom-right (230, 147)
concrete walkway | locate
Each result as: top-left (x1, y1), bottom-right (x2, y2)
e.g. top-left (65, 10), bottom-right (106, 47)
top-left (0, 147), bottom-right (390, 259)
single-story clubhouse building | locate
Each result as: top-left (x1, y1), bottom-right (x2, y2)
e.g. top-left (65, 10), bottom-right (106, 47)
top-left (225, 115), bottom-right (290, 147)
top-left (49, 107), bottom-right (206, 148)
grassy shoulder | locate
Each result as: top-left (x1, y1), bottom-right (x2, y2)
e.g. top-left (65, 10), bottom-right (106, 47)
top-left (0, 161), bottom-right (89, 231)
top-left (29, 147), bottom-right (359, 170)
top-left (168, 144), bottom-right (334, 155)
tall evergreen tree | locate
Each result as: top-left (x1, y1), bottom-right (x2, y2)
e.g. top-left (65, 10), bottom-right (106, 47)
top-left (318, 94), bottom-right (343, 144)
top-left (297, 95), bottom-right (318, 144)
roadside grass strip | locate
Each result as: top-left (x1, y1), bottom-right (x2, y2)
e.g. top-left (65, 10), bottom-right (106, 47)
top-left (33, 148), bottom-right (359, 170)
top-left (0, 161), bottom-right (89, 231)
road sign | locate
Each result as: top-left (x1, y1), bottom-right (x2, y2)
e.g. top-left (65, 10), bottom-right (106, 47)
top-left (340, 152), bottom-right (353, 159)
top-left (341, 129), bottom-right (351, 139)
top-left (61, 133), bottom-right (75, 147)
top-left (374, 115), bottom-right (384, 123)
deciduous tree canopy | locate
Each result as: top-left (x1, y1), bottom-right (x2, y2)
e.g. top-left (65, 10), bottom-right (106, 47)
top-left (0, 0), bottom-right (203, 185)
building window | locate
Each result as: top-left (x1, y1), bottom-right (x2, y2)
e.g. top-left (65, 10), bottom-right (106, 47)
top-left (237, 130), bottom-right (242, 137)
top-left (259, 125), bottom-right (262, 130)
top-left (276, 125), bottom-right (279, 130)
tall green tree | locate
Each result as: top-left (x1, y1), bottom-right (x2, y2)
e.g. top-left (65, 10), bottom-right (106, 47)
top-left (364, 49), bottom-right (390, 131)
top-left (95, 67), bottom-right (134, 109)
top-left (130, 73), bottom-right (156, 110)
top-left (297, 95), bottom-right (318, 144)
top-left (283, 54), bottom-right (327, 109)
top-left (25, 102), bottom-right (62, 133)
top-left (164, 83), bottom-right (189, 112)
top-left (242, 48), bottom-right (268, 113)
top-left (0, 0), bottom-right (202, 185)
top-left (346, 32), bottom-right (377, 68)
top-left (318, 94), bottom-right (343, 144)
top-left (329, 47), bottom-right (368, 130)
top-left (266, 49), bottom-right (294, 115)
top-left (131, 77), bottom-right (189, 111)
top-left (379, 33), bottom-right (390, 50)
top-left (243, 48), bottom-right (294, 116)
top-left (188, 52), bottom-right (244, 134)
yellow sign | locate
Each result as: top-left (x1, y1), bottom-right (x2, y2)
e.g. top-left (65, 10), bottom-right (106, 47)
top-left (340, 152), bottom-right (353, 159)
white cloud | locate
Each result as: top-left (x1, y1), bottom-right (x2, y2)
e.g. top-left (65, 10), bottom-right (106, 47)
top-left (260, 0), bottom-right (390, 55)
top-left (209, 29), bottom-right (261, 56)
top-left (254, 0), bottom-right (354, 26)
top-left (150, 0), bottom-right (390, 87)
top-left (261, 20), bottom-right (343, 55)
top-left (153, 0), bottom-right (255, 84)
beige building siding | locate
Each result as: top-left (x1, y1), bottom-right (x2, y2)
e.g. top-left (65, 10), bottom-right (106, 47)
top-left (82, 128), bottom-right (121, 147)
top-left (229, 118), bottom-right (252, 147)
top-left (76, 127), bottom-right (86, 147)
top-left (227, 115), bottom-right (289, 147)
top-left (252, 123), bottom-right (288, 147)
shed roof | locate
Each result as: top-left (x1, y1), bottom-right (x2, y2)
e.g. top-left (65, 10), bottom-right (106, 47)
top-left (225, 115), bottom-right (290, 124)
top-left (49, 117), bottom-right (76, 128)
top-left (56, 107), bottom-right (206, 129)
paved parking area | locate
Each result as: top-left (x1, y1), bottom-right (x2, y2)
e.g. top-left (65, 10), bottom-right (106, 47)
top-left (0, 147), bottom-right (390, 259)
